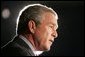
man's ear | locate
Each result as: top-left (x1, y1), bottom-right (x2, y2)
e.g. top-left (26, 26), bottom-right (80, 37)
top-left (28, 20), bottom-right (36, 34)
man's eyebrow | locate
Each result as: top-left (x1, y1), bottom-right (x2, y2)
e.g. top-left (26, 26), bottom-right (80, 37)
top-left (53, 23), bottom-right (58, 28)
top-left (51, 23), bottom-right (57, 26)
top-left (50, 23), bottom-right (57, 28)
top-left (49, 21), bottom-right (58, 27)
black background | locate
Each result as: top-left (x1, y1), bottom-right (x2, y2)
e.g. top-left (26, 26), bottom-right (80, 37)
top-left (1, 1), bottom-right (84, 56)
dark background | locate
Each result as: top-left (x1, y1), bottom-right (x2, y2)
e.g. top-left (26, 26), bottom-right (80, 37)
top-left (1, 1), bottom-right (84, 56)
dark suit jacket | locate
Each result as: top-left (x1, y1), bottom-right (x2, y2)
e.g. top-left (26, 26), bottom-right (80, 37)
top-left (1, 36), bottom-right (35, 56)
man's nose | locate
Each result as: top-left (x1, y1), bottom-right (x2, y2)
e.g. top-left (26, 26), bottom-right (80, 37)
top-left (52, 30), bottom-right (58, 38)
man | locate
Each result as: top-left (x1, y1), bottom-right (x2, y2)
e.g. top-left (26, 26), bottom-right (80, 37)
top-left (1, 4), bottom-right (58, 56)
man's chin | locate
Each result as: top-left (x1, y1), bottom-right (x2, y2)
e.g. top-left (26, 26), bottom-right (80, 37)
top-left (39, 46), bottom-right (51, 51)
top-left (44, 47), bottom-right (51, 51)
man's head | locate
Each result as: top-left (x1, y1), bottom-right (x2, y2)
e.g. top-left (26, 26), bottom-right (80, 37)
top-left (16, 4), bottom-right (58, 51)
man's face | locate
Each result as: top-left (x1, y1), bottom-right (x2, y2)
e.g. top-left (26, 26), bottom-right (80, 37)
top-left (34, 12), bottom-right (58, 51)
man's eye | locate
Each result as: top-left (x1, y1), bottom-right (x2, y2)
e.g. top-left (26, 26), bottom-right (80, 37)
top-left (50, 26), bottom-right (53, 28)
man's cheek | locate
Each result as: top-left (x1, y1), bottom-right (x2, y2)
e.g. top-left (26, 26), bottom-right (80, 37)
top-left (47, 28), bottom-right (52, 36)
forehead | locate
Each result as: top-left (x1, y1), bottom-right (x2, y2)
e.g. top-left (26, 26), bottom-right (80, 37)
top-left (41, 12), bottom-right (58, 25)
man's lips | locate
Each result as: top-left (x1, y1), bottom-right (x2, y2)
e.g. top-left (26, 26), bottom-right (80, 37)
top-left (49, 40), bottom-right (54, 43)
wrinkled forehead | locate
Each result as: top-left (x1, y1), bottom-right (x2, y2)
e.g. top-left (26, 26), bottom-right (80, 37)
top-left (47, 12), bottom-right (58, 27)
top-left (42, 12), bottom-right (58, 25)
top-left (43, 12), bottom-right (58, 19)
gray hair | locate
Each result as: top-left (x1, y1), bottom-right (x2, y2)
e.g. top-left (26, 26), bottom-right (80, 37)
top-left (16, 4), bottom-right (57, 34)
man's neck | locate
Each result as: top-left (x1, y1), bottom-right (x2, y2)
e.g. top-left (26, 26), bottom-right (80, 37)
top-left (23, 34), bottom-right (36, 50)
top-left (19, 34), bottom-right (43, 56)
